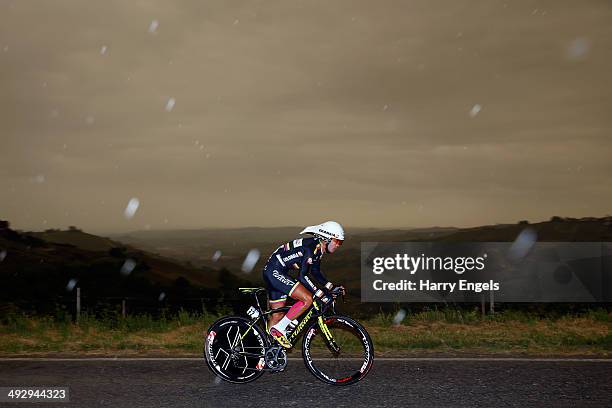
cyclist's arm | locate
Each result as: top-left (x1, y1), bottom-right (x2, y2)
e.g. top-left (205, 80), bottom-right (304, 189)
top-left (298, 246), bottom-right (320, 293)
top-left (309, 256), bottom-right (333, 290)
top-left (298, 245), bottom-right (332, 293)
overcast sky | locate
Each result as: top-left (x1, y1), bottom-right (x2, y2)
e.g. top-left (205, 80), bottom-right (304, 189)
top-left (1, 0), bottom-right (610, 234)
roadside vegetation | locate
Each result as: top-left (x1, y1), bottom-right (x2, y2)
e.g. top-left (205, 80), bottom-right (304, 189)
top-left (1, 308), bottom-right (610, 357)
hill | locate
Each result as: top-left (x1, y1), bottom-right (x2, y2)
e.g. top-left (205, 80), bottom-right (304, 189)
top-left (109, 217), bottom-right (612, 292)
top-left (110, 226), bottom-right (459, 276)
top-left (435, 217), bottom-right (612, 242)
top-left (28, 228), bottom-right (118, 252)
top-left (3, 216), bottom-right (611, 317)
top-left (105, 217), bottom-right (612, 316)
top-left (0, 221), bottom-right (248, 315)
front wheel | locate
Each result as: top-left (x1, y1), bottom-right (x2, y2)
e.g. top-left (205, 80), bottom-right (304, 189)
top-left (302, 315), bottom-right (374, 385)
top-left (204, 316), bottom-right (267, 384)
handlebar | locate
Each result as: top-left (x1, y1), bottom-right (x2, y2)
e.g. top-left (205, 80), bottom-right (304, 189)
top-left (330, 286), bottom-right (345, 297)
top-left (312, 287), bottom-right (344, 305)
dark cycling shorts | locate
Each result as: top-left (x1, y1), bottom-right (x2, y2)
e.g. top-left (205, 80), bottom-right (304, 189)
top-left (262, 260), bottom-right (299, 304)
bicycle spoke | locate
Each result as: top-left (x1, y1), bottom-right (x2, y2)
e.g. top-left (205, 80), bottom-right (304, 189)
top-left (238, 334), bottom-right (248, 374)
top-left (215, 348), bottom-right (231, 371)
top-left (302, 316), bottom-right (373, 385)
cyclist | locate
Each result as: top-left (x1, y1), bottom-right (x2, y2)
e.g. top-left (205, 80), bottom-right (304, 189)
top-left (262, 221), bottom-right (346, 348)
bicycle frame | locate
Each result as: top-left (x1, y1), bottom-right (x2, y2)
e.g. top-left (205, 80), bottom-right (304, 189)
top-left (238, 288), bottom-right (338, 349)
top-left (207, 288), bottom-right (372, 384)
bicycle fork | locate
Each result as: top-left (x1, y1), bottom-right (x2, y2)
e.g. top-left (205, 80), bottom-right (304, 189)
top-left (317, 316), bottom-right (340, 354)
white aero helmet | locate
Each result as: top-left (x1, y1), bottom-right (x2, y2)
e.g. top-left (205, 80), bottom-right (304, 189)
top-left (300, 221), bottom-right (345, 242)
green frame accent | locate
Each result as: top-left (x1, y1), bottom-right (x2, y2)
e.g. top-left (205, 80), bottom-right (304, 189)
top-left (238, 287), bottom-right (335, 348)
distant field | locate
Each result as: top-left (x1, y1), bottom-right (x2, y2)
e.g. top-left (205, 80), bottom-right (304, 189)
top-left (1, 309), bottom-right (609, 357)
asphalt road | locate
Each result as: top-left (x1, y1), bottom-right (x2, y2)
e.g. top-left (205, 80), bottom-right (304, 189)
top-left (0, 358), bottom-right (610, 407)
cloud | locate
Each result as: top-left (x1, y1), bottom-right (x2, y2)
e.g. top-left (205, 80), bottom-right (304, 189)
top-left (0, 0), bottom-right (611, 232)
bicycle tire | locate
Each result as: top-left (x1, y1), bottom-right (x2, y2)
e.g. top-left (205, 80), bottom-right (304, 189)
top-left (204, 316), bottom-right (267, 384)
top-left (302, 315), bottom-right (374, 386)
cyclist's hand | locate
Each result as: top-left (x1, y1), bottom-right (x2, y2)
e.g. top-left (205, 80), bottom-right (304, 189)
top-left (325, 282), bottom-right (345, 297)
top-left (332, 285), bottom-right (346, 297)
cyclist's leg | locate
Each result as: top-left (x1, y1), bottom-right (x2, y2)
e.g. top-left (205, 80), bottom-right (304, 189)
top-left (269, 283), bottom-right (313, 347)
top-left (268, 292), bottom-right (286, 327)
top-left (263, 266), bottom-right (303, 348)
top-left (263, 263), bottom-right (294, 328)
top-left (284, 283), bottom-right (313, 321)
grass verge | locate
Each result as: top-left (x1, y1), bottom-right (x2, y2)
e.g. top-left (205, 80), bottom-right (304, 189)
top-left (0, 309), bottom-right (610, 357)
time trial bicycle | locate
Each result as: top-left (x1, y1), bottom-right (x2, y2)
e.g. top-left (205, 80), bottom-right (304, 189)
top-left (204, 287), bottom-right (373, 385)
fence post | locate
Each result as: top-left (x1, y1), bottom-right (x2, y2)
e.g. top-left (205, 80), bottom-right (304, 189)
top-left (480, 293), bottom-right (485, 318)
top-left (76, 287), bottom-right (81, 323)
top-left (122, 299), bottom-right (126, 318)
top-left (489, 288), bottom-right (495, 314)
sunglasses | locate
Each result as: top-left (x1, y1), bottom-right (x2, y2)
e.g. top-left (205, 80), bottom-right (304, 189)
top-left (330, 238), bottom-right (344, 246)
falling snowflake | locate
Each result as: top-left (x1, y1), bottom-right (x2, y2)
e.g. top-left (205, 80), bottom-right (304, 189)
top-left (165, 97), bottom-right (176, 112)
top-left (124, 198), bottom-right (140, 219)
top-left (508, 228), bottom-right (537, 260)
top-left (566, 37), bottom-right (590, 60)
top-left (120, 259), bottom-right (137, 276)
top-left (100, 45), bottom-right (108, 55)
top-left (85, 115), bottom-right (95, 125)
top-left (0, 250), bottom-right (6, 262)
top-left (233, 19), bottom-right (239, 25)
top-left (158, 292), bottom-right (166, 301)
top-left (32, 174), bottom-right (46, 184)
top-left (212, 250), bottom-right (222, 262)
top-left (382, 104), bottom-right (389, 111)
top-left (469, 104), bottom-right (482, 118)
top-left (393, 309), bottom-right (407, 326)
top-left (66, 278), bottom-right (78, 292)
top-left (241, 249), bottom-right (260, 273)
top-left (148, 20), bottom-right (159, 34)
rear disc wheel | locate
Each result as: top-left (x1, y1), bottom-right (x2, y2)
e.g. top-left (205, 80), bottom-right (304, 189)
top-left (204, 316), bottom-right (267, 384)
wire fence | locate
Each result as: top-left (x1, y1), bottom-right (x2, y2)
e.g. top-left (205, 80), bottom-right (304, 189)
top-left (1, 290), bottom-right (254, 320)
top-left (3, 289), bottom-right (609, 322)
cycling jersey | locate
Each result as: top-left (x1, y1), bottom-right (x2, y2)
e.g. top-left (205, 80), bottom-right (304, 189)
top-left (262, 237), bottom-right (330, 303)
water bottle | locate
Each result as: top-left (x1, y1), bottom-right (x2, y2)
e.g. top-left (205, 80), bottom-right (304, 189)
top-left (246, 306), bottom-right (260, 320)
